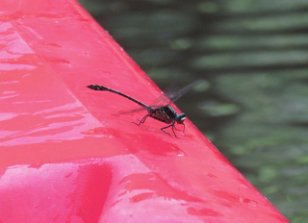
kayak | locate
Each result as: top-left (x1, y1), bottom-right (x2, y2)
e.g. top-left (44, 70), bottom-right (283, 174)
top-left (0, 0), bottom-right (289, 222)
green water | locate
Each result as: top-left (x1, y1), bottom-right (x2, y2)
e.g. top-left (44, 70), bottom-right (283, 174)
top-left (80, 0), bottom-right (308, 221)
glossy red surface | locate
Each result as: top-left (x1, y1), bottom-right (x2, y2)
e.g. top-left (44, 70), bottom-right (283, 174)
top-left (0, 0), bottom-right (289, 222)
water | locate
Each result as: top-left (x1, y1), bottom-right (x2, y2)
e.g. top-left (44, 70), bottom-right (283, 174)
top-left (80, 0), bottom-right (308, 221)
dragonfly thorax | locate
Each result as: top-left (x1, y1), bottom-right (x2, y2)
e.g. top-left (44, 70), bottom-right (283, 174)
top-left (148, 105), bottom-right (185, 125)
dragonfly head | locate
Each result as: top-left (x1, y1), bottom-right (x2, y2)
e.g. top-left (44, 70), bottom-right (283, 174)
top-left (176, 113), bottom-right (186, 124)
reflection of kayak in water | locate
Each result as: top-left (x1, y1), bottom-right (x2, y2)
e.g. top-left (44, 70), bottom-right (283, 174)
top-left (0, 1), bottom-right (289, 223)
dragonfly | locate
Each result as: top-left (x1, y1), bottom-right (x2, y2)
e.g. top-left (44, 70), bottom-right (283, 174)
top-left (87, 83), bottom-right (194, 136)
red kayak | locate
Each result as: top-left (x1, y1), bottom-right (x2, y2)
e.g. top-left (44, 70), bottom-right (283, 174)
top-left (0, 0), bottom-right (289, 222)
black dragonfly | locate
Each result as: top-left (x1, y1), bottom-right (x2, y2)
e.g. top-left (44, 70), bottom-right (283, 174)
top-left (87, 83), bottom-right (194, 136)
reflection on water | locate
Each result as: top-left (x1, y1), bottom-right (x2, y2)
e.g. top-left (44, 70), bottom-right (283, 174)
top-left (80, 0), bottom-right (308, 221)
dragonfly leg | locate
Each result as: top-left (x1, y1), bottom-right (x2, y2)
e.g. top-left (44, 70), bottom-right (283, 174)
top-left (171, 124), bottom-right (178, 138)
top-left (161, 122), bottom-right (177, 137)
top-left (179, 122), bottom-right (185, 133)
top-left (133, 114), bottom-right (150, 126)
top-left (173, 122), bottom-right (185, 133)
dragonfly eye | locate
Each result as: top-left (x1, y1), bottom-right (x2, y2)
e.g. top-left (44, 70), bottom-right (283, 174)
top-left (177, 113), bottom-right (186, 123)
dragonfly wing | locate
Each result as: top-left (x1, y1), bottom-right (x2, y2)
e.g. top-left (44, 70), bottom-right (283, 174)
top-left (146, 80), bottom-right (200, 108)
top-left (165, 80), bottom-right (199, 102)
